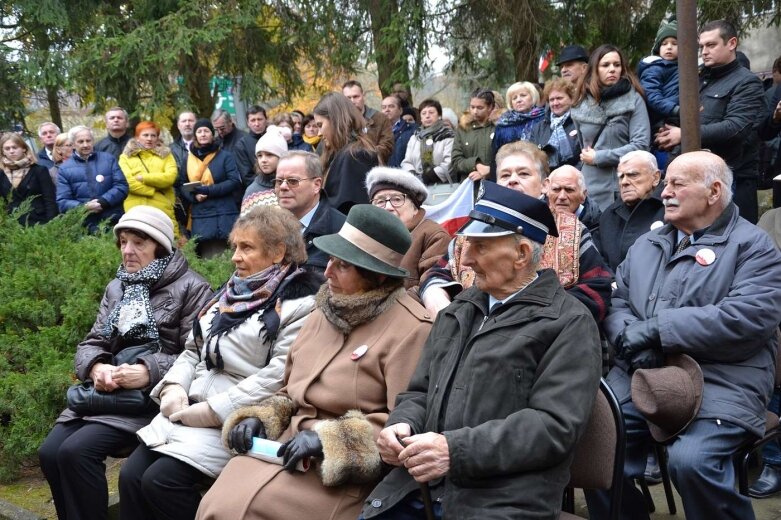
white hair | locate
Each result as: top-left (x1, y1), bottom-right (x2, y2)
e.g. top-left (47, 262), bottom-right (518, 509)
top-left (38, 122), bottom-right (60, 136)
top-left (702, 160), bottom-right (733, 208)
top-left (513, 235), bottom-right (545, 268)
top-left (549, 165), bottom-right (586, 192)
top-left (619, 150), bottom-right (658, 171)
top-left (67, 125), bottom-right (93, 142)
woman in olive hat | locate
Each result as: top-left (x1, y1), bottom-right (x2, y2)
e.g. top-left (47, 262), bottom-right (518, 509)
top-left (197, 204), bottom-right (433, 520)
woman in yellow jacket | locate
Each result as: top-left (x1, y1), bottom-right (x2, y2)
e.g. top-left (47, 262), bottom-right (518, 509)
top-left (119, 121), bottom-right (179, 237)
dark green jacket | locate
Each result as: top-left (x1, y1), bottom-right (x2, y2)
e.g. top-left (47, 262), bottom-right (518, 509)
top-left (363, 269), bottom-right (602, 519)
top-left (450, 118), bottom-right (495, 181)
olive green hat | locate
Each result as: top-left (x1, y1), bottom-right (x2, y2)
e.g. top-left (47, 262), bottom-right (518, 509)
top-left (313, 204), bottom-right (411, 278)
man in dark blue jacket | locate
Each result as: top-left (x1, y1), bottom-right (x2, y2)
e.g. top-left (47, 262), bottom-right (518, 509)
top-left (57, 126), bottom-right (128, 232)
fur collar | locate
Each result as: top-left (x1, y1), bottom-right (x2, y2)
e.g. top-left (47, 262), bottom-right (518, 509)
top-left (123, 138), bottom-right (171, 158)
top-left (571, 87), bottom-right (639, 125)
top-left (316, 284), bottom-right (404, 335)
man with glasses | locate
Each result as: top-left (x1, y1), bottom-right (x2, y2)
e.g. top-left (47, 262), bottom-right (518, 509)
top-left (274, 151), bottom-right (345, 273)
top-left (211, 109), bottom-right (247, 158)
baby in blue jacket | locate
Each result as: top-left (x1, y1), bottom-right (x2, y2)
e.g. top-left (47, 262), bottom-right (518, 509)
top-left (638, 19), bottom-right (679, 130)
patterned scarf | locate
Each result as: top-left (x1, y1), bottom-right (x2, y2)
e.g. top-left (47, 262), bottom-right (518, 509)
top-left (2, 155), bottom-right (33, 188)
top-left (496, 106), bottom-right (546, 128)
top-left (199, 263), bottom-right (302, 369)
top-left (103, 252), bottom-right (174, 341)
top-left (417, 121), bottom-right (455, 172)
top-left (548, 112), bottom-right (574, 164)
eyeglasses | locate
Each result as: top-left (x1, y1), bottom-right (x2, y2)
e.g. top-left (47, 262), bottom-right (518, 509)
top-left (371, 194), bottom-right (407, 208)
top-left (273, 177), bottom-right (313, 188)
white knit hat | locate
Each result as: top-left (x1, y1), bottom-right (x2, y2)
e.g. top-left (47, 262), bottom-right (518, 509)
top-left (365, 166), bottom-right (429, 207)
top-left (114, 206), bottom-right (175, 253)
top-left (255, 125), bottom-right (289, 158)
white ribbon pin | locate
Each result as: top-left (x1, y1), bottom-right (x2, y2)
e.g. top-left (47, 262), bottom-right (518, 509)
top-left (351, 345), bottom-right (368, 361)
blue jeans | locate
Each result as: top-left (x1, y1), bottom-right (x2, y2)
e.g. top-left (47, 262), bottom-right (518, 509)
top-left (763, 388), bottom-right (781, 467)
top-left (585, 396), bottom-right (757, 520)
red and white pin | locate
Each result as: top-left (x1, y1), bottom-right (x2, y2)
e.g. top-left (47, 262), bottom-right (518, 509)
top-left (351, 345), bottom-right (369, 361)
top-left (695, 248), bottom-right (716, 266)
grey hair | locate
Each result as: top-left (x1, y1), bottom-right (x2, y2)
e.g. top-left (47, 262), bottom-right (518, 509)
top-left (702, 159), bottom-right (733, 208)
top-left (280, 151), bottom-right (323, 179)
top-left (495, 141), bottom-right (550, 181)
top-left (513, 235), bottom-right (545, 268)
top-left (68, 125), bottom-right (93, 142)
top-left (38, 122), bottom-right (61, 136)
top-left (549, 165), bottom-right (586, 192)
top-left (210, 109), bottom-right (233, 124)
top-left (619, 150), bottom-right (658, 172)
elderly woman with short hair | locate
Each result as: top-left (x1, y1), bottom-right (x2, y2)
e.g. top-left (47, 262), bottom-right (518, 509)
top-left (400, 98), bottom-right (455, 185)
top-left (492, 81), bottom-right (546, 157)
top-left (530, 77), bottom-right (582, 170)
top-left (119, 205), bottom-right (323, 520)
top-left (39, 206), bottom-right (213, 520)
top-left (50, 133), bottom-right (73, 182)
top-left (196, 204), bottom-right (433, 520)
top-left (0, 132), bottom-right (58, 225)
top-left (366, 167), bottom-right (449, 288)
top-left (57, 125), bottom-right (129, 231)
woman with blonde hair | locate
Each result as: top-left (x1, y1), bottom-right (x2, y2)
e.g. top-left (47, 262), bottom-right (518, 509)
top-left (50, 133), bottom-right (74, 182)
top-left (0, 132), bottom-right (57, 225)
top-left (119, 121), bottom-right (179, 236)
top-left (313, 92), bottom-right (378, 213)
top-left (492, 81), bottom-right (546, 156)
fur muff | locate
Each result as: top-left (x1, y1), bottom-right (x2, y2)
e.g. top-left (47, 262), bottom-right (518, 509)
top-left (221, 395), bottom-right (296, 446)
top-left (314, 410), bottom-right (382, 487)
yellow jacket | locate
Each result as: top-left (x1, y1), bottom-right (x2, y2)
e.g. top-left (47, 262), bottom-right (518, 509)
top-left (119, 139), bottom-right (178, 236)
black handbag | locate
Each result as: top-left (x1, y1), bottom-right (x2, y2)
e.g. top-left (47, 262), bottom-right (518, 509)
top-left (66, 341), bottom-right (161, 416)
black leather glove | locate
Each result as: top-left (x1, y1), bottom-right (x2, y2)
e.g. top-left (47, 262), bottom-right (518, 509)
top-left (228, 417), bottom-right (266, 454)
top-left (616, 318), bottom-right (661, 360)
top-left (421, 166), bottom-right (438, 185)
top-left (277, 430), bottom-right (323, 472)
top-left (629, 348), bottom-right (664, 372)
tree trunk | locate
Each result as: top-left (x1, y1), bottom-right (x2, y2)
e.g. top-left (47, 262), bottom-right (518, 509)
top-left (46, 84), bottom-right (62, 129)
top-left (181, 47), bottom-right (215, 118)
top-left (364, 0), bottom-right (410, 97)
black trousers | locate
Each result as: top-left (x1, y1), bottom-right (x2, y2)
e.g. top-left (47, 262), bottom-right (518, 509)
top-left (39, 420), bottom-right (138, 520)
top-left (735, 177), bottom-right (759, 224)
top-left (119, 444), bottom-right (211, 520)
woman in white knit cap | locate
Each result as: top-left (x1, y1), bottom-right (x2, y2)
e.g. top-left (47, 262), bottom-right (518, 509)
top-left (366, 166), bottom-right (450, 287)
top-left (241, 125), bottom-right (289, 214)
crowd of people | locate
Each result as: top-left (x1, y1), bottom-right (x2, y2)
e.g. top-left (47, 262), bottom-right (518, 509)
top-left (1, 14), bottom-right (781, 520)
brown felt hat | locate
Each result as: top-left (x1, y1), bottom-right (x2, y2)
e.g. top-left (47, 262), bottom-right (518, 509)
top-left (631, 353), bottom-right (703, 443)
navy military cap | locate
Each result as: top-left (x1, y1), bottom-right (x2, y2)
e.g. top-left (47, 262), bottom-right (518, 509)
top-left (457, 182), bottom-right (558, 244)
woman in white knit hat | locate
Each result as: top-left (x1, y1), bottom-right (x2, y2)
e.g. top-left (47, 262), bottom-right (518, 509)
top-left (366, 166), bottom-right (450, 287)
top-left (39, 205), bottom-right (213, 520)
top-left (241, 125), bottom-right (288, 214)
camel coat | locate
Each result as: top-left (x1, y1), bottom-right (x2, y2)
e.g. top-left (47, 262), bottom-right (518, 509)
top-left (196, 291), bottom-right (433, 520)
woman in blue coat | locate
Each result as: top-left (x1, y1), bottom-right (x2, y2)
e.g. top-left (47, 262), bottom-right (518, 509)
top-left (180, 119), bottom-right (242, 258)
top-left (57, 126), bottom-right (128, 232)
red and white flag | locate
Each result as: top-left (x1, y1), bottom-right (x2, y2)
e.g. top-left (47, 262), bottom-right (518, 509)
top-left (423, 180), bottom-right (474, 236)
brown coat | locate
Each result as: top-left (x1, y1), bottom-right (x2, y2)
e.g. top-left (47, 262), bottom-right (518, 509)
top-left (365, 108), bottom-right (394, 165)
top-left (402, 209), bottom-right (450, 289)
top-left (196, 292), bottom-right (433, 520)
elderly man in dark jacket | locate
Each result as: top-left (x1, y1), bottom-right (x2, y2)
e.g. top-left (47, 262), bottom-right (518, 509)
top-left (361, 183), bottom-right (602, 520)
top-left (587, 151), bottom-right (781, 520)
top-left (594, 150), bottom-right (665, 270)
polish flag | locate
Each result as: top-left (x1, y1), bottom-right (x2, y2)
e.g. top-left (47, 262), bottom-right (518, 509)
top-left (539, 49), bottom-right (554, 72)
top-left (423, 180), bottom-right (474, 236)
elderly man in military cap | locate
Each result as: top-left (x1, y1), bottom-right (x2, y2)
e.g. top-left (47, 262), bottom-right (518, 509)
top-left (360, 183), bottom-right (602, 519)
top-left (586, 151), bottom-right (781, 520)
